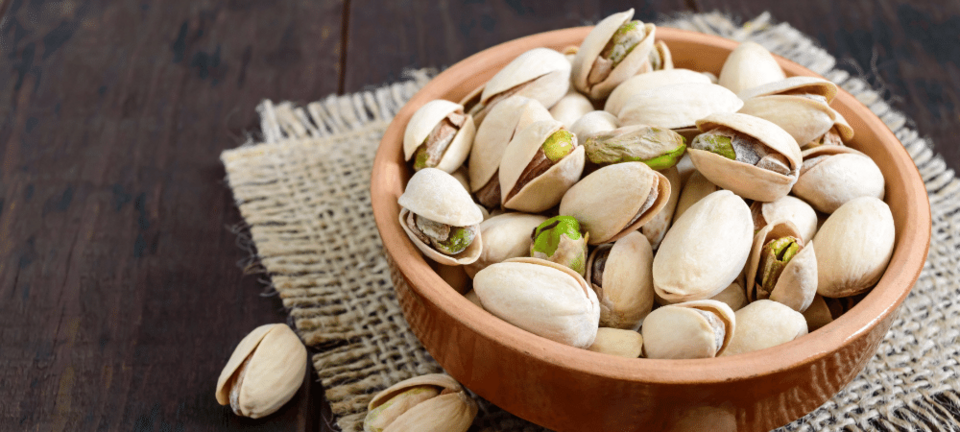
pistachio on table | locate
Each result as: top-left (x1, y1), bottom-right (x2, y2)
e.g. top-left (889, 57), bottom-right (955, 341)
top-left (403, 100), bottom-right (476, 173)
top-left (531, 215), bottom-right (589, 275)
top-left (587, 231), bottom-right (655, 329)
top-left (364, 374), bottom-right (478, 432)
top-left (399, 168), bottom-right (484, 265)
top-left (583, 124), bottom-right (687, 169)
top-left (642, 300), bottom-right (736, 359)
top-left (572, 9), bottom-right (656, 100)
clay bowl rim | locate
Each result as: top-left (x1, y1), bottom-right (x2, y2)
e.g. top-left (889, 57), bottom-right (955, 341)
top-left (371, 26), bottom-right (931, 385)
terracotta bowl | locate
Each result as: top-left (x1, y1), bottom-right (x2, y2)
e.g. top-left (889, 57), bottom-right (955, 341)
top-left (370, 27), bottom-right (931, 432)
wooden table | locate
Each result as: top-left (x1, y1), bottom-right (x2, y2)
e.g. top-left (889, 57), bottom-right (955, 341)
top-left (1, 1), bottom-right (956, 430)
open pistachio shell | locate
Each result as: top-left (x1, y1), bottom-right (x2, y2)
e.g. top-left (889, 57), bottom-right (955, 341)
top-left (402, 100), bottom-right (476, 173)
top-left (737, 76), bottom-right (839, 103)
top-left (475, 48), bottom-right (571, 124)
top-left (464, 213), bottom-right (548, 278)
top-left (587, 327), bottom-right (644, 358)
top-left (833, 110), bottom-right (855, 141)
top-left (718, 42), bottom-right (786, 94)
top-left (399, 208), bottom-right (483, 266)
top-left (604, 69), bottom-right (712, 116)
top-left (473, 257), bottom-right (600, 348)
top-left (549, 90), bottom-right (595, 129)
top-left (672, 170), bottom-right (720, 223)
top-left (499, 120), bottom-right (585, 212)
top-left (641, 167), bottom-right (681, 249)
top-left (793, 146), bottom-right (885, 213)
top-left (365, 374), bottom-right (477, 432)
top-left (651, 40), bottom-right (673, 71)
top-left (469, 96), bottom-right (552, 194)
top-left (814, 197), bottom-right (895, 298)
top-left (738, 95), bottom-right (836, 146)
top-left (751, 195), bottom-right (819, 243)
top-left (745, 221), bottom-right (818, 312)
top-left (398, 169), bottom-right (484, 266)
top-left (689, 113), bottom-right (801, 202)
top-left (656, 277), bottom-right (749, 312)
top-left (653, 190), bottom-right (753, 303)
top-left (572, 9), bottom-right (657, 100)
top-left (618, 83), bottom-right (744, 130)
top-left (641, 300), bottom-right (736, 359)
top-left (720, 300), bottom-right (807, 356)
top-left (570, 110), bottom-right (620, 141)
top-left (586, 231), bottom-right (654, 330)
top-left (559, 162), bottom-right (671, 245)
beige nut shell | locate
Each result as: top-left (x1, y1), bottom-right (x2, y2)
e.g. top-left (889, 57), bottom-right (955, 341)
top-left (717, 41), bottom-right (786, 94)
top-left (737, 76), bottom-right (839, 103)
top-left (653, 190), bottom-right (753, 303)
top-left (572, 9), bottom-right (657, 100)
top-left (604, 68), bottom-right (712, 116)
top-left (720, 299), bottom-right (808, 356)
top-left (559, 162), bottom-right (671, 245)
top-left (481, 47), bottom-right (571, 108)
top-left (641, 166), bottom-right (682, 249)
top-left (499, 120), bottom-right (586, 212)
top-left (398, 169), bottom-right (485, 266)
top-left (569, 110), bottom-right (620, 141)
top-left (753, 195), bottom-right (819, 243)
top-left (549, 90), bottom-right (595, 129)
top-left (738, 95), bottom-right (836, 147)
top-left (745, 221), bottom-right (818, 312)
top-left (587, 327), bottom-right (644, 358)
top-left (618, 83), bottom-right (744, 130)
top-left (641, 299), bottom-right (736, 359)
top-left (672, 170), bottom-right (720, 223)
top-left (793, 146), bottom-right (886, 214)
top-left (402, 100), bottom-right (476, 173)
top-left (464, 213), bottom-right (548, 278)
top-left (366, 374), bottom-right (478, 432)
top-left (813, 197), bottom-right (895, 298)
top-left (655, 278), bottom-right (749, 312)
top-left (469, 96), bottom-right (552, 192)
top-left (586, 231), bottom-right (655, 330)
top-left (399, 208), bottom-right (484, 266)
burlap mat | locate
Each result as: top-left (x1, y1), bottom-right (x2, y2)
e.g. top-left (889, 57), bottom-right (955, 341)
top-left (221, 12), bottom-right (960, 432)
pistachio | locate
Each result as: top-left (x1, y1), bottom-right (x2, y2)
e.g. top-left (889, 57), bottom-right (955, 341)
top-left (500, 120), bottom-right (585, 212)
top-left (717, 42), bottom-right (786, 94)
top-left (756, 237), bottom-right (801, 296)
top-left (751, 196), bottom-right (818, 243)
top-left (587, 231), bottom-right (655, 329)
top-left (793, 147), bottom-right (885, 214)
top-left (403, 100), bottom-right (476, 173)
top-left (738, 95), bottom-right (836, 146)
top-left (720, 300), bottom-right (808, 356)
top-left (364, 374), bottom-right (477, 432)
top-left (587, 327), bottom-right (644, 358)
top-left (583, 124), bottom-right (687, 169)
top-left (471, 48), bottom-right (571, 125)
top-left (531, 215), bottom-right (589, 275)
top-left (618, 83), bottom-right (744, 132)
top-left (570, 110), bottom-right (620, 141)
top-left (640, 166), bottom-right (682, 249)
top-left (603, 69), bottom-right (711, 116)
top-left (572, 9), bottom-right (657, 99)
top-left (464, 213), bottom-right (547, 278)
top-left (814, 197), bottom-right (895, 298)
top-left (216, 324), bottom-right (307, 419)
top-left (399, 169), bottom-right (484, 266)
top-left (641, 300), bottom-right (736, 359)
top-left (745, 221), bottom-right (818, 312)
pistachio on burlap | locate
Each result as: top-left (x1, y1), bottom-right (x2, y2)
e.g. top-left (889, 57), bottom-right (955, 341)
top-left (814, 197), bottom-right (895, 298)
top-left (531, 215), bottom-right (589, 275)
top-left (398, 168), bottom-right (484, 265)
top-left (216, 324), bottom-right (307, 419)
top-left (466, 47), bottom-right (571, 125)
top-left (793, 146), bottom-right (886, 214)
top-left (641, 166), bottom-right (682, 249)
top-left (603, 68), bottom-right (711, 116)
top-left (363, 374), bottom-right (478, 432)
top-left (499, 119), bottom-right (585, 212)
top-left (403, 100), bottom-right (476, 173)
top-left (587, 327), bottom-right (644, 358)
top-left (745, 220), bottom-right (818, 312)
top-left (570, 110), bottom-right (620, 142)
top-left (618, 83), bottom-right (743, 140)
top-left (717, 41), bottom-right (786, 94)
top-left (464, 212), bottom-right (547, 278)
top-left (641, 300), bottom-right (736, 359)
top-left (751, 195), bottom-right (819, 243)
top-left (720, 299), bottom-right (808, 356)
top-left (550, 89), bottom-right (595, 128)
top-left (672, 170), bottom-right (720, 223)
top-left (571, 9), bottom-right (656, 100)
top-left (586, 231), bottom-right (654, 329)
top-left (582, 124), bottom-right (687, 170)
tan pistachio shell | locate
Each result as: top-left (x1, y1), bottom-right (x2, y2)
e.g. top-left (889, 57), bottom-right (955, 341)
top-left (402, 100), bottom-right (476, 173)
top-left (399, 208), bottom-right (484, 266)
top-left (463, 213), bottom-right (548, 278)
top-left (604, 69), bottom-right (712, 116)
top-left (752, 195), bottom-right (819, 243)
top-left (641, 300), bottom-right (736, 359)
top-left (738, 95), bottom-right (836, 146)
top-left (653, 40), bottom-right (673, 70)
top-left (718, 42), bottom-right (786, 94)
top-left (618, 83), bottom-right (744, 130)
top-left (586, 231), bottom-right (654, 330)
top-left (802, 294), bottom-right (834, 332)
top-left (690, 113), bottom-right (801, 202)
top-left (672, 171), bottom-right (720, 223)
top-left (653, 190), bottom-right (753, 303)
top-left (720, 300), bottom-right (807, 356)
top-left (641, 166), bottom-right (682, 249)
top-left (499, 120), bottom-right (585, 212)
top-left (745, 221), bottom-right (818, 312)
top-left (587, 327), bottom-right (644, 358)
top-left (473, 257), bottom-right (600, 348)
top-left (569, 110), bottom-right (620, 141)
top-left (549, 90), bottom-right (595, 129)
top-left (814, 197), bottom-right (895, 298)
top-left (655, 277), bottom-right (749, 312)
top-left (469, 96), bottom-right (552, 192)
top-left (365, 374), bottom-right (477, 432)
top-left (451, 165), bottom-right (471, 192)
top-left (833, 109), bottom-right (855, 141)
top-left (737, 76), bottom-right (839, 103)
top-left (398, 169), bottom-right (484, 266)
top-left (559, 162), bottom-right (671, 245)
top-left (464, 289), bottom-right (483, 309)
top-left (793, 146), bottom-right (886, 214)
top-left (480, 47), bottom-right (571, 110)
top-left (572, 9), bottom-right (657, 100)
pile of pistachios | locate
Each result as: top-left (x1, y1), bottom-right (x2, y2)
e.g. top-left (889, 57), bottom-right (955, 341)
top-left (396, 9), bottom-right (894, 360)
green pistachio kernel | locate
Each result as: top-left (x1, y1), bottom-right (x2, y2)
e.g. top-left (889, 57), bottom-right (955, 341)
top-left (532, 216), bottom-right (582, 257)
top-left (542, 130), bottom-right (575, 162)
top-left (584, 126), bottom-right (686, 169)
top-left (606, 20), bottom-right (643, 65)
top-left (433, 226), bottom-right (476, 255)
top-left (757, 236), bottom-right (801, 296)
top-left (643, 142), bottom-right (687, 170)
top-left (412, 145), bottom-right (431, 170)
top-left (695, 134), bottom-right (736, 160)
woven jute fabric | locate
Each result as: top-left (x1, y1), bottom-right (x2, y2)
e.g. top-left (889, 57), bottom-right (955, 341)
top-left (221, 12), bottom-right (960, 432)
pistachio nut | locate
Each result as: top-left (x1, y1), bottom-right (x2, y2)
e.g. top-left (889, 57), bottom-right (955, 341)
top-left (802, 294), bottom-right (835, 332)
top-left (641, 300), bottom-right (736, 359)
top-left (559, 161), bottom-right (670, 245)
top-left (656, 277), bottom-right (749, 312)
top-left (403, 100), bottom-right (476, 173)
top-left (583, 124), bottom-right (687, 169)
top-left (499, 120), bottom-right (585, 212)
top-left (672, 170), bottom-right (720, 223)
top-left (737, 76), bottom-right (839, 103)
top-left (572, 9), bottom-right (657, 99)
top-left (469, 96), bottom-right (553, 208)
top-left (464, 212), bottom-right (548, 278)
top-left (450, 165), bottom-right (471, 192)
top-left (738, 95), bottom-right (836, 147)
top-left (604, 69), bottom-right (711, 116)
top-left (745, 221), bottom-right (818, 312)
top-left (689, 112), bottom-right (802, 202)
top-left (751, 195), bottom-right (819, 243)
top-left (813, 197), bottom-right (895, 298)
top-left (653, 190), bottom-right (753, 303)
top-left (464, 289), bottom-right (483, 309)
top-left (803, 109), bottom-right (855, 149)
top-left (531, 215), bottom-right (589, 275)
top-left (720, 300), bottom-right (808, 356)
top-left (549, 89), bottom-right (595, 129)
top-left (470, 47), bottom-right (571, 125)
top-left (641, 166), bottom-right (682, 249)
top-left (793, 146), bottom-right (885, 213)
top-left (473, 257), bottom-right (600, 348)
top-left (617, 83), bottom-right (744, 137)
top-left (364, 374), bottom-right (478, 432)
top-left (569, 110), bottom-right (620, 144)
top-left (701, 71), bottom-right (719, 84)
top-left (398, 168), bottom-right (484, 265)
top-left (587, 327), bottom-right (644, 358)
top-left (216, 324), bottom-right (307, 419)
top-left (587, 231), bottom-right (654, 329)
top-left (717, 42), bottom-right (786, 94)
top-left (648, 40), bottom-right (673, 72)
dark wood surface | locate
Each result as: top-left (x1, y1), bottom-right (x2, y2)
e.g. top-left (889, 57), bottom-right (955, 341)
top-left (0, 1), bottom-right (956, 431)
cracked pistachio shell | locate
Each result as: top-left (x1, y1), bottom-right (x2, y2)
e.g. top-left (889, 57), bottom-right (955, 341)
top-left (833, 110), bottom-right (855, 142)
top-left (531, 216), bottom-right (589, 276)
top-left (587, 327), bottom-right (644, 358)
top-left (477, 48), bottom-right (571, 121)
top-left (570, 110), bottom-right (620, 141)
top-left (745, 221), bottom-right (818, 312)
top-left (618, 83), bottom-right (744, 130)
top-left (793, 146), bottom-right (885, 214)
top-left (656, 278), bottom-right (749, 312)
top-left (499, 120), bottom-right (585, 212)
top-left (604, 69), bottom-right (712, 116)
top-left (572, 9), bottom-right (657, 100)
top-left (586, 232), bottom-right (654, 330)
top-left (641, 300), bottom-right (736, 359)
top-left (690, 113), bottom-right (802, 202)
top-left (814, 197), bottom-right (895, 298)
top-left (718, 42), bottom-right (786, 94)
top-left (672, 170), bottom-right (720, 223)
top-left (720, 300), bottom-right (807, 356)
top-left (216, 324), bottom-right (307, 419)
top-left (651, 40), bottom-right (673, 71)
top-left (559, 162), bottom-right (671, 245)
top-left (469, 96), bottom-right (552, 193)
top-left (738, 95), bottom-right (836, 146)
top-left (653, 190), bottom-right (753, 303)
top-left (398, 169), bottom-right (484, 266)
top-left (402, 100), bottom-right (476, 173)
top-left (737, 76), bottom-right (839, 103)
top-left (549, 90), bottom-right (595, 129)
top-left (473, 257), bottom-right (600, 348)
top-left (364, 374), bottom-right (477, 432)
top-left (641, 167), bottom-right (681, 249)
top-left (752, 195), bottom-right (819, 243)
top-left (802, 295), bottom-right (834, 332)
top-left (464, 213), bottom-right (548, 278)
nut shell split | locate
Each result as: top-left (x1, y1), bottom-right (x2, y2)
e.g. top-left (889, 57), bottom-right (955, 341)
top-left (402, 100), bottom-right (476, 173)
top-left (745, 221), bottom-right (818, 312)
top-left (499, 120), bottom-right (586, 212)
top-left (364, 374), bottom-right (478, 432)
top-left (474, 47), bottom-right (571, 124)
top-left (586, 231), bottom-right (655, 330)
top-left (793, 146), bottom-right (885, 213)
top-left (572, 9), bottom-right (657, 100)
top-left (399, 169), bottom-right (484, 266)
top-left (641, 300), bottom-right (736, 359)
